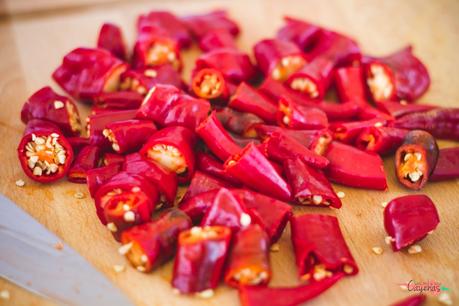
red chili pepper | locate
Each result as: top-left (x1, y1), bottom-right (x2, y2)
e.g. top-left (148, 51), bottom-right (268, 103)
top-left (254, 39), bottom-right (306, 82)
top-left (198, 29), bottom-right (237, 52)
top-left (196, 112), bottom-right (241, 161)
top-left (284, 158), bottom-right (341, 208)
top-left (67, 136), bottom-right (90, 153)
top-left (276, 16), bottom-right (321, 51)
top-left (140, 126), bottom-right (196, 183)
top-left (97, 23), bottom-right (127, 60)
top-left (263, 133), bottom-right (330, 169)
top-left (225, 224), bottom-right (271, 287)
top-left (86, 163), bottom-right (121, 198)
top-left (277, 96), bottom-right (328, 129)
top-left (375, 101), bottom-right (436, 118)
top-left (334, 66), bottom-right (367, 106)
top-left (384, 195), bottom-right (440, 251)
top-left (357, 106), bottom-right (395, 121)
top-left (363, 60), bottom-right (396, 103)
top-left (224, 143), bottom-right (291, 201)
top-left (136, 84), bottom-right (181, 116)
top-left (123, 153), bottom-right (178, 207)
top-left (191, 68), bottom-right (231, 101)
top-left (120, 208), bottom-right (192, 272)
top-left (21, 87), bottom-right (82, 136)
top-left (395, 130), bottom-right (439, 190)
top-left (392, 108), bottom-right (459, 141)
top-left (355, 126), bottom-right (408, 155)
top-left (238, 273), bottom-right (343, 306)
top-left (325, 141), bottom-right (387, 190)
top-left (23, 119), bottom-right (60, 134)
top-left (52, 48), bottom-right (128, 101)
top-left (102, 152), bottom-right (125, 166)
top-left (172, 225), bottom-right (232, 294)
top-left (390, 294), bottom-right (426, 306)
top-left (67, 145), bottom-right (101, 183)
top-left (431, 147), bottom-right (459, 181)
top-left (181, 172), bottom-right (233, 203)
top-left (229, 83), bottom-right (277, 123)
top-left (94, 91), bottom-right (143, 110)
top-left (17, 122), bottom-right (74, 183)
top-left (103, 119), bottom-right (156, 154)
top-left (88, 109), bottom-right (137, 147)
top-left (330, 118), bottom-right (388, 144)
top-left (181, 10), bottom-right (239, 40)
top-left (216, 108), bottom-right (264, 137)
top-left (231, 133), bottom-right (261, 148)
top-left (196, 152), bottom-right (241, 186)
top-left (291, 214), bottom-right (358, 281)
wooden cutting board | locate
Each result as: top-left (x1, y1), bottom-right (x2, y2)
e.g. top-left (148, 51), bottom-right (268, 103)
top-left (0, 0), bottom-right (458, 305)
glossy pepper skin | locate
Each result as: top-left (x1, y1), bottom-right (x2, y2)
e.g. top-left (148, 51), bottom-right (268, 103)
top-left (103, 119), bottom-right (156, 154)
top-left (390, 295), bottom-right (426, 306)
top-left (215, 108), bottom-right (263, 137)
top-left (276, 16), bottom-right (321, 51)
top-left (431, 147), bottom-right (459, 181)
top-left (172, 225), bottom-right (232, 294)
top-left (94, 91), bottom-right (143, 110)
top-left (67, 136), bottom-right (91, 153)
top-left (330, 118), bottom-right (388, 144)
top-left (67, 145), bottom-right (101, 183)
top-left (181, 10), bottom-right (239, 40)
top-left (102, 152), bottom-right (125, 166)
top-left (238, 273), bottom-right (343, 306)
top-left (191, 68), bottom-right (232, 101)
top-left (196, 111), bottom-right (241, 161)
top-left (140, 126), bottom-right (197, 183)
top-left (181, 171), bottom-right (233, 203)
top-left (86, 163), bottom-right (121, 198)
top-left (123, 153), bottom-right (178, 207)
top-left (198, 29), bottom-right (237, 52)
top-left (229, 83), bottom-right (277, 123)
top-left (291, 214), bottom-right (358, 281)
top-left (120, 209), bottom-right (192, 272)
top-left (325, 141), bottom-right (387, 190)
top-left (196, 152), bottom-right (241, 185)
top-left (375, 101), bottom-right (436, 119)
top-left (52, 48), bottom-right (128, 101)
top-left (384, 195), bottom-right (440, 251)
top-left (88, 109), bottom-right (137, 147)
top-left (21, 87), bottom-right (82, 136)
top-left (277, 96), bottom-right (328, 130)
top-left (392, 108), bottom-right (459, 141)
top-left (334, 66), bottom-right (368, 106)
top-left (225, 224), bottom-right (271, 287)
top-left (224, 143), bottom-right (291, 202)
top-left (97, 23), bottom-right (127, 60)
top-left (395, 130), bottom-right (439, 190)
top-left (355, 126), bottom-right (408, 155)
top-left (284, 158), bottom-right (341, 208)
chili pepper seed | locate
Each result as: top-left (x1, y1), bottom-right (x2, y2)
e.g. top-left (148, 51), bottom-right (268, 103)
top-left (407, 244), bottom-right (422, 254)
top-left (270, 243), bottom-right (280, 252)
top-left (15, 179), bottom-right (25, 187)
top-left (0, 290), bottom-right (10, 300)
top-left (337, 191), bottom-right (345, 199)
top-left (113, 264), bottom-right (125, 273)
top-left (371, 246), bottom-right (383, 255)
top-left (74, 191), bottom-right (85, 199)
top-left (196, 289), bottom-right (214, 298)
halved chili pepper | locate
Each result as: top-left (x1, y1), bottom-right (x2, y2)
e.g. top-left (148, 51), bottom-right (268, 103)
top-left (216, 107), bottom-right (264, 137)
top-left (325, 141), bottom-right (387, 190)
top-left (97, 23), bottom-right (127, 60)
top-left (88, 109), bottom-right (137, 148)
top-left (94, 91), bottom-right (143, 110)
top-left (120, 208), bottom-right (192, 272)
top-left (375, 100), bottom-right (437, 118)
top-left (395, 130), bottom-right (439, 190)
top-left (384, 195), bottom-right (440, 251)
top-left (276, 16), bottom-right (321, 51)
top-left (67, 145), bottom-right (101, 183)
top-left (330, 118), bottom-right (388, 144)
top-left (52, 48), bottom-right (128, 101)
top-left (181, 10), bottom-right (239, 40)
top-left (277, 96), bottom-right (328, 129)
top-left (198, 29), bottom-right (237, 52)
top-left (191, 68), bottom-right (231, 101)
top-left (102, 152), bottom-right (125, 166)
top-left (334, 66), bottom-right (367, 106)
top-left (67, 136), bottom-right (90, 153)
top-left (225, 224), bottom-right (271, 287)
top-left (21, 86), bottom-right (82, 136)
top-left (86, 163), bottom-right (121, 198)
top-left (291, 214), bottom-right (358, 281)
top-left (238, 273), bottom-right (343, 306)
top-left (355, 126), bottom-right (408, 155)
top-left (363, 60), bottom-right (396, 103)
top-left (229, 83), bottom-right (277, 123)
top-left (196, 111), bottom-right (241, 161)
top-left (253, 38), bottom-right (306, 82)
top-left (140, 126), bottom-right (196, 183)
top-left (17, 122), bottom-right (74, 183)
top-left (136, 84), bottom-right (181, 117)
top-left (172, 225), bottom-right (231, 294)
top-left (263, 132), bottom-right (329, 169)
top-left (390, 294), bottom-right (426, 306)
top-left (431, 147), bottom-right (459, 181)
top-left (392, 108), bottom-right (459, 141)
top-left (123, 153), bottom-right (178, 207)
top-left (284, 158), bottom-right (341, 208)
top-left (196, 152), bottom-right (241, 186)
top-left (103, 119), bottom-right (156, 154)
top-left (224, 143), bottom-right (291, 201)
top-left (181, 171), bottom-right (232, 203)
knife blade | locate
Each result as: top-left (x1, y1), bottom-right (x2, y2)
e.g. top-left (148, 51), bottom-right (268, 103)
top-left (0, 194), bottom-right (133, 306)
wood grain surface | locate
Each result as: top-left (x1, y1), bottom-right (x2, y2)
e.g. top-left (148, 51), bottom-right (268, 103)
top-left (0, 0), bottom-right (458, 305)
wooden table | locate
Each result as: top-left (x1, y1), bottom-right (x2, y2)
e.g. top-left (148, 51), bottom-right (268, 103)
top-left (0, 0), bottom-right (458, 305)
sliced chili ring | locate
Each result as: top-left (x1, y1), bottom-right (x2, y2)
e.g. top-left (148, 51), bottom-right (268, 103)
top-left (191, 68), bottom-right (228, 100)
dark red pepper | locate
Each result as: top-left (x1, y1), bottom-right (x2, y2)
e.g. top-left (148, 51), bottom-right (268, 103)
top-left (86, 163), bottom-right (121, 198)
top-left (181, 171), bottom-right (232, 203)
top-left (330, 118), bottom-right (388, 144)
top-left (191, 68), bottom-right (231, 101)
top-left (181, 10), bottom-right (239, 40)
top-left (94, 91), bottom-right (143, 110)
top-left (431, 147), bottom-right (459, 181)
top-left (97, 23), bottom-right (127, 60)
top-left (102, 152), bottom-right (125, 166)
top-left (103, 119), bottom-right (156, 154)
top-left (355, 126), bottom-right (408, 155)
top-left (196, 152), bottom-right (241, 185)
top-left (198, 29), bottom-right (237, 52)
top-left (216, 107), bottom-right (264, 137)
top-left (21, 87), bottom-right (82, 136)
top-left (229, 83), bottom-right (277, 123)
top-left (276, 16), bottom-right (321, 51)
top-left (334, 66), bottom-right (368, 106)
top-left (67, 136), bottom-right (90, 153)
top-left (172, 225), bottom-right (232, 294)
top-left (375, 100), bottom-right (436, 118)
top-left (390, 294), bottom-right (426, 306)
top-left (67, 145), bottom-right (101, 183)
top-left (277, 96), bottom-right (328, 129)
top-left (120, 209), bottom-right (192, 272)
top-left (384, 195), bottom-right (439, 251)
top-left (395, 130), bottom-right (439, 190)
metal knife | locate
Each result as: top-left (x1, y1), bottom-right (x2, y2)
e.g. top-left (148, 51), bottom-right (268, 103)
top-left (0, 194), bottom-right (134, 306)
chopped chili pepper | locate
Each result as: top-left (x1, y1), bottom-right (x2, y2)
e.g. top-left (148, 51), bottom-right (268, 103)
top-left (181, 10), bottom-right (239, 40)
top-left (23, 119), bottom-right (60, 135)
top-left (363, 60), bottom-right (396, 103)
top-left (390, 294), bottom-right (426, 306)
top-left (179, 190), bottom-right (217, 223)
top-left (357, 106), bottom-right (394, 121)
top-left (67, 145), bottom-right (101, 183)
top-left (330, 118), bottom-right (388, 144)
top-left (140, 126), bottom-right (196, 183)
top-left (86, 163), bottom-right (121, 198)
top-left (291, 214), bottom-right (358, 281)
top-left (229, 83), bottom-right (277, 123)
top-left (123, 153), bottom-right (178, 207)
top-left (334, 66), bottom-right (368, 106)
top-left (102, 152), bottom-right (125, 166)
top-left (231, 133), bottom-right (260, 148)
top-left (103, 119), bottom-right (156, 154)
top-left (431, 147), bottom-right (459, 181)
top-left (181, 172), bottom-right (233, 203)
top-left (67, 136), bottom-right (90, 154)
top-left (191, 68), bottom-right (231, 101)
top-left (224, 143), bottom-right (291, 201)
top-left (195, 152), bottom-right (241, 186)
top-left (172, 225), bottom-right (231, 294)
top-left (97, 23), bottom-right (127, 60)
top-left (21, 87), bottom-right (82, 136)
top-left (284, 158), bottom-right (341, 208)
top-left (120, 209), bottom-right (192, 272)
top-left (196, 111), bottom-right (241, 161)
top-left (94, 91), bottom-right (143, 110)
top-left (355, 126), bottom-right (408, 155)
top-left (395, 130), bottom-right (439, 190)
top-left (392, 108), bottom-right (459, 141)
top-left (225, 224), bottom-right (271, 287)
top-left (277, 96), bottom-right (328, 129)
top-left (216, 107), bottom-right (264, 137)
top-left (375, 101), bottom-right (436, 118)
top-left (87, 109), bottom-right (137, 147)
top-left (276, 16), bottom-right (321, 52)
top-left (52, 48), bottom-right (128, 101)
top-left (384, 195), bottom-right (440, 251)
top-left (325, 141), bottom-right (387, 190)
top-left (254, 38), bottom-right (306, 82)
top-left (198, 29), bottom-right (237, 52)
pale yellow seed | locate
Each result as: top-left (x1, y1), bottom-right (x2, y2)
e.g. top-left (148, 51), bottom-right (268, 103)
top-left (337, 191), bottom-right (345, 199)
top-left (113, 264), bottom-right (125, 273)
top-left (372, 246), bottom-right (383, 255)
top-left (74, 192), bottom-right (85, 199)
top-left (15, 179), bottom-right (25, 187)
top-left (407, 244), bottom-right (422, 254)
top-left (0, 290), bottom-right (10, 300)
